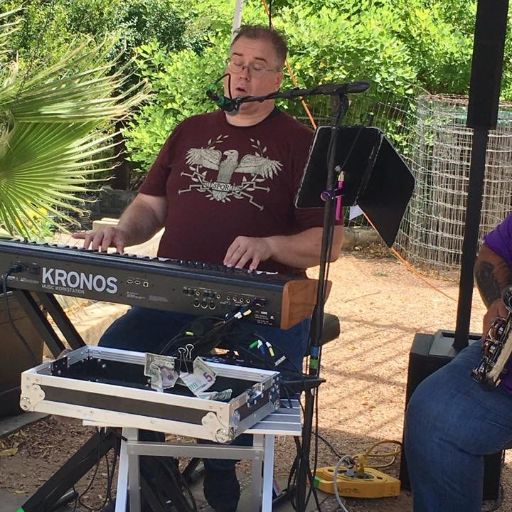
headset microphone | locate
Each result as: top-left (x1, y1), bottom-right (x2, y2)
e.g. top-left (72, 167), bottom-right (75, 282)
top-left (206, 89), bottom-right (240, 114)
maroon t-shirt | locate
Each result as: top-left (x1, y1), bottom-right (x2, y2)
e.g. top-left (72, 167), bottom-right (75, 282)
top-left (139, 109), bottom-right (326, 274)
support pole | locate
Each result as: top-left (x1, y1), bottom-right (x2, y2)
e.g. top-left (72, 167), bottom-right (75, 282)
top-left (231, 0), bottom-right (244, 38)
top-left (453, 128), bottom-right (489, 351)
top-left (453, 0), bottom-right (508, 350)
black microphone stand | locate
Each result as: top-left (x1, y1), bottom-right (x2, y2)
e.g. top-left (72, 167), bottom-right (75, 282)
top-left (235, 83), bottom-right (368, 511)
top-left (295, 93), bottom-right (351, 512)
top-left (223, 81), bottom-right (369, 113)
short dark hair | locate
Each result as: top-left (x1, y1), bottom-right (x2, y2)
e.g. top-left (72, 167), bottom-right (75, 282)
top-left (231, 25), bottom-right (287, 69)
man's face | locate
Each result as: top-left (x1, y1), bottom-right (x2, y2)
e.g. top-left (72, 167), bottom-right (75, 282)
top-left (224, 36), bottom-right (283, 113)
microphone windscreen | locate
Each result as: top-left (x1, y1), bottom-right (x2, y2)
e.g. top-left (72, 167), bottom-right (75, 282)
top-left (206, 89), bottom-right (220, 102)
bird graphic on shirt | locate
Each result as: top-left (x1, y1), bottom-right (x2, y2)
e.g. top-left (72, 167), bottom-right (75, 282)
top-left (186, 147), bottom-right (282, 185)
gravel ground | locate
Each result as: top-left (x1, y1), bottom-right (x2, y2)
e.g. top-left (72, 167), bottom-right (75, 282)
top-left (1, 247), bottom-right (509, 511)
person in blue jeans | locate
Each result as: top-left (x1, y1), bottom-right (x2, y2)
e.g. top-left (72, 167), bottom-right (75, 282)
top-left (74, 24), bottom-right (343, 512)
top-left (404, 213), bottom-right (512, 512)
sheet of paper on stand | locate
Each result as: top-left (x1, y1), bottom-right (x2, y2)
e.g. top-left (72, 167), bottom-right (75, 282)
top-left (349, 205), bottom-right (364, 220)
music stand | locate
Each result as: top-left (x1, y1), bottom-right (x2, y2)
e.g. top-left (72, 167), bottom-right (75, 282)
top-left (291, 124), bottom-right (414, 511)
top-left (296, 125), bottom-right (415, 247)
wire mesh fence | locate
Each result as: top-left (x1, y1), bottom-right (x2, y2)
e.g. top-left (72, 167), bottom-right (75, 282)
top-left (394, 95), bottom-right (512, 272)
top-left (299, 91), bottom-right (512, 273)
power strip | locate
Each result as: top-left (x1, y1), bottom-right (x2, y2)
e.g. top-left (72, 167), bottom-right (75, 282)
top-left (313, 466), bottom-right (401, 498)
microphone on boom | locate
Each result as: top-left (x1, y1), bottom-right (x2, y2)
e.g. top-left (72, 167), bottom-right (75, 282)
top-left (206, 89), bottom-right (240, 114)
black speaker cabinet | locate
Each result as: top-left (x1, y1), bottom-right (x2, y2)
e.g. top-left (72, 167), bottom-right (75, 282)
top-left (0, 292), bottom-right (44, 417)
top-left (400, 330), bottom-right (503, 501)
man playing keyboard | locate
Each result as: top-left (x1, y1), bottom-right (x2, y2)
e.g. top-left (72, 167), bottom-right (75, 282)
top-left (74, 24), bottom-right (343, 512)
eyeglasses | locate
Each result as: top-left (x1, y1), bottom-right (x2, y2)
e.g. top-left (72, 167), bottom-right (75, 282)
top-left (226, 58), bottom-right (280, 77)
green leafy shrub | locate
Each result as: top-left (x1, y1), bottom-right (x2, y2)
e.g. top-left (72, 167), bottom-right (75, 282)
top-left (7, 0), bottom-right (506, 190)
top-left (124, 39), bottom-right (229, 177)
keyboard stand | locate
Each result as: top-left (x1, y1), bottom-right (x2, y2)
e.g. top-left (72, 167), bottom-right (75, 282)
top-left (12, 289), bottom-right (85, 357)
top-left (19, 428), bottom-right (119, 512)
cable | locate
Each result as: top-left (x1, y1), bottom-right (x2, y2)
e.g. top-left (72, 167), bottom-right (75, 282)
top-left (332, 456), bottom-right (355, 512)
top-left (327, 440), bottom-right (402, 512)
top-left (72, 429), bottom-right (112, 512)
top-left (158, 301), bottom-right (259, 358)
top-left (157, 314), bottom-right (224, 356)
top-left (102, 432), bottom-right (119, 511)
top-left (315, 431), bottom-right (344, 460)
top-left (70, 428), bottom-right (124, 512)
top-left (359, 440), bottom-right (402, 469)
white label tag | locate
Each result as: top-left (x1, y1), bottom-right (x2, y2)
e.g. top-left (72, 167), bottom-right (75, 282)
top-left (349, 204), bottom-right (364, 220)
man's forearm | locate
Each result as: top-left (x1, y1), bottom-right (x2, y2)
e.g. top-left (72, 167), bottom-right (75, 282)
top-left (474, 244), bottom-right (512, 307)
top-left (267, 226), bottom-right (343, 269)
top-left (116, 195), bottom-right (166, 247)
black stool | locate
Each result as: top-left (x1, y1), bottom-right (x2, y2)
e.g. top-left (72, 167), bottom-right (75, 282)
top-left (320, 312), bottom-right (341, 346)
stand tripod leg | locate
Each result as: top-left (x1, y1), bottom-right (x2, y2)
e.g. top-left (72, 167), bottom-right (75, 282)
top-left (295, 390), bottom-right (315, 512)
top-left (20, 429), bottom-right (119, 512)
top-left (181, 457), bottom-right (203, 484)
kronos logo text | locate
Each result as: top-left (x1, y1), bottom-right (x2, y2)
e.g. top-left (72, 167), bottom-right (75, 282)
top-left (42, 267), bottom-right (118, 294)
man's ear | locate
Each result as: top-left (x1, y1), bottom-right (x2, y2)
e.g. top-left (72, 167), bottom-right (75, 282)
top-left (274, 71), bottom-right (284, 90)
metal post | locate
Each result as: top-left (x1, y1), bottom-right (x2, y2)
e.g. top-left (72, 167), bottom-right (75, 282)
top-left (231, 0), bottom-right (244, 38)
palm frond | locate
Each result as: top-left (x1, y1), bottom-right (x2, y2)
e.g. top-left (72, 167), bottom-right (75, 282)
top-left (0, 5), bottom-right (149, 239)
top-left (0, 5), bottom-right (21, 61)
top-left (0, 122), bottom-right (123, 237)
top-left (1, 43), bottom-right (148, 123)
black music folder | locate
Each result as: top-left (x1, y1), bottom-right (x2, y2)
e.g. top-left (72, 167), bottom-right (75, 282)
top-left (295, 126), bottom-right (415, 247)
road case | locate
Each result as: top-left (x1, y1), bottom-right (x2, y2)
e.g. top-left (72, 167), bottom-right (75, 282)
top-left (20, 345), bottom-right (280, 442)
